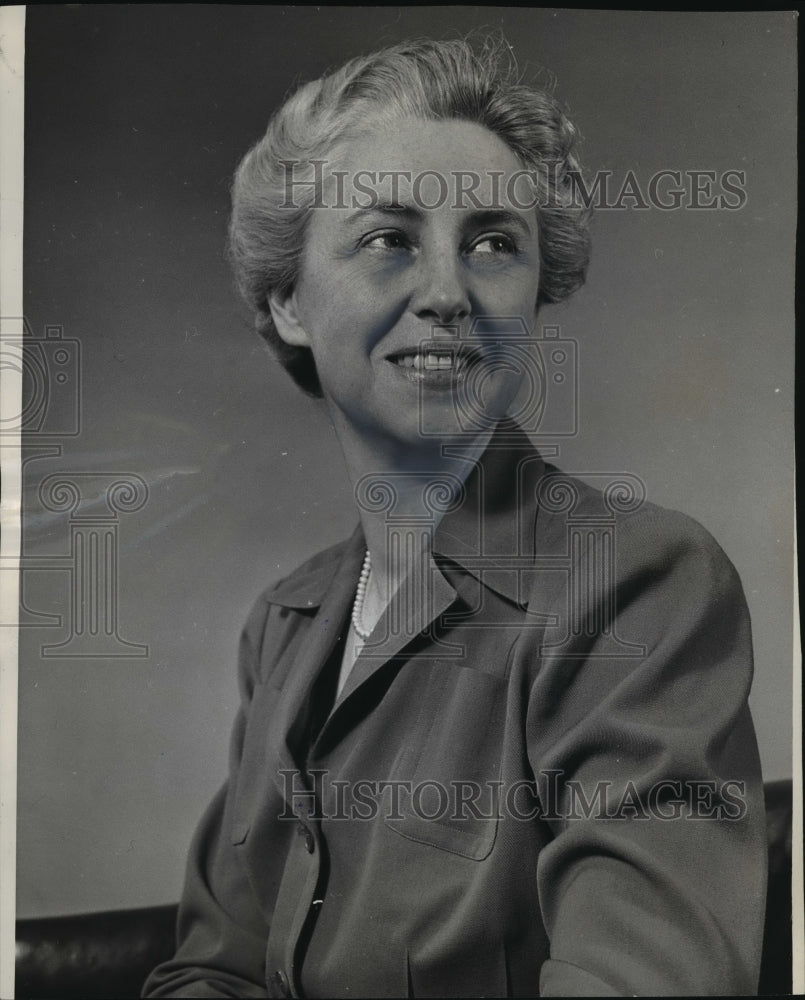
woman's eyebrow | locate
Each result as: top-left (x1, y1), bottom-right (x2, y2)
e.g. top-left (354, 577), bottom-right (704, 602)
top-left (344, 203), bottom-right (420, 225)
top-left (342, 205), bottom-right (535, 238)
top-left (463, 209), bottom-right (534, 237)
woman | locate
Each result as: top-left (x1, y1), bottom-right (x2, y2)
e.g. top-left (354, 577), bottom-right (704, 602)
top-left (143, 38), bottom-right (766, 998)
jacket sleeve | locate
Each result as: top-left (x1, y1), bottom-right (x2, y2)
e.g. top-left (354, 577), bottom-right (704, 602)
top-left (142, 595), bottom-right (274, 999)
top-left (527, 506), bottom-right (767, 996)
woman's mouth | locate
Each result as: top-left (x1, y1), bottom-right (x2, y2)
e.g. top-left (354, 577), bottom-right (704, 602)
top-left (386, 347), bottom-right (482, 385)
top-left (393, 351), bottom-right (460, 371)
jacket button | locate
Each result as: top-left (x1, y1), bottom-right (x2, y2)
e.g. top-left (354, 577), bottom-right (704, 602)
top-left (269, 969), bottom-right (290, 998)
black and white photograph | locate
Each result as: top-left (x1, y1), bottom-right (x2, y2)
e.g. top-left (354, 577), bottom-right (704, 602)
top-left (2, 6), bottom-right (799, 998)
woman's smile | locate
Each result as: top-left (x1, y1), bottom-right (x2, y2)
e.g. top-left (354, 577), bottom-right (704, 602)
top-left (386, 344), bottom-right (478, 382)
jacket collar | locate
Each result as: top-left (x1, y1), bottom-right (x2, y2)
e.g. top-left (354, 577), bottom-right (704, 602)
top-left (432, 419), bottom-right (544, 605)
top-left (264, 531), bottom-right (364, 610)
top-left (264, 419), bottom-right (545, 611)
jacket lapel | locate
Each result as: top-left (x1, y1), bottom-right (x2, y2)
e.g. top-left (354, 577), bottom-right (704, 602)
top-left (326, 425), bottom-right (545, 712)
top-left (264, 420), bottom-right (548, 785)
top-left (333, 552), bottom-right (459, 706)
top-left (265, 528), bottom-right (366, 791)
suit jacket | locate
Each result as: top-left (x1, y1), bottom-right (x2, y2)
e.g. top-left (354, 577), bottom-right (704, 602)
top-left (143, 424), bottom-right (766, 998)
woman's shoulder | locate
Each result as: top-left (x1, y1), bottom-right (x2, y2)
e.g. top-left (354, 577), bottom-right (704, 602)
top-left (526, 468), bottom-right (755, 719)
top-left (537, 463), bottom-right (740, 575)
top-left (525, 463), bottom-right (748, 627)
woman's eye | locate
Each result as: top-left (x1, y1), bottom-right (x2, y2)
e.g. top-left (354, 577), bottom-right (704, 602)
top-left (469, 234), bottom-right (517, 256)
top-left (361, 232), bottom-right (410, 251)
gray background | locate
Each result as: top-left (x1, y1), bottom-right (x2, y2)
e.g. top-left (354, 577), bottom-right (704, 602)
top-left (18, 7), bottom-right (796, 917)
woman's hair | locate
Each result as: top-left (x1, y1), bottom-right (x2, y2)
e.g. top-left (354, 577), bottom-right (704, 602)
top-left (229, 36), bottom-right (592, 397)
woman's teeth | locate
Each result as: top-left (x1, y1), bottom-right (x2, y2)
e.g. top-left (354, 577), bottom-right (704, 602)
top-left (394, 352), bottom-right (457, 370)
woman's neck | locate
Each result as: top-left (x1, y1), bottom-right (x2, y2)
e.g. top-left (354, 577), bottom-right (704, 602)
top-left (328, 409), bottom-right (490, 609)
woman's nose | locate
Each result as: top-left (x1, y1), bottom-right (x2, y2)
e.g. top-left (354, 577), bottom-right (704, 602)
top-left (410, 252), bottom-right (471, 325)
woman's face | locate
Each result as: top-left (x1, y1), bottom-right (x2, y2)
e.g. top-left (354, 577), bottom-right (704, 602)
top-left (270, 117), bottom-right (542, 450)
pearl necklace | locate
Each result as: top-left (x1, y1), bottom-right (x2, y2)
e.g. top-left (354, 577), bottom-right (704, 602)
top-left (351, 550), bottom-right (372, 640)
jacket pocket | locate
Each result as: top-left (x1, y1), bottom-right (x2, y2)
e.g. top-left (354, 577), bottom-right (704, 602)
top-left (385, 649), bottom-right (513, 861)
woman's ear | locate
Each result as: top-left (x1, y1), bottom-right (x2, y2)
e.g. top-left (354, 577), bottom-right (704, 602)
top-left (268, 289), bottom-right (311, 348)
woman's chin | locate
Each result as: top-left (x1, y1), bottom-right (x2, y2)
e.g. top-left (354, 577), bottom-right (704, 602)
top-left (372, 367), bottom-right (519, 444)
top-left (368, 404), bottom-right (509, 453)
top-left (324, 374), bottom-right (518, 454)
